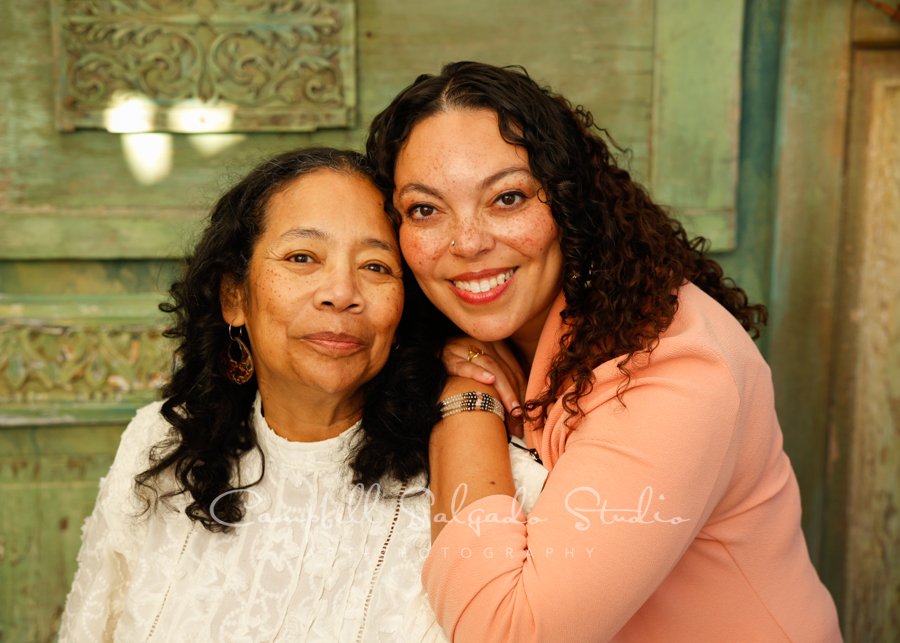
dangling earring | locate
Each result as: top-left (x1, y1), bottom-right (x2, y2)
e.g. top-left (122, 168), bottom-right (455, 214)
top-left (225, 324), bottom-right (254, 384)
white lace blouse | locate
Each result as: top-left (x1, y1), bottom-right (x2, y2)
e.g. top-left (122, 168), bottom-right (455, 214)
top-left (59, 396), bottom-right (547, 642)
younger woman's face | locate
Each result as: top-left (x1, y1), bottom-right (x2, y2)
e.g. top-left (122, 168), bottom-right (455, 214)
top-left (393, 108), bottom-right (563, 360)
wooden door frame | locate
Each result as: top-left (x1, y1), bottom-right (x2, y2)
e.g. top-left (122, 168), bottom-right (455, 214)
top-left (768, 0), bottom-right (853, 617)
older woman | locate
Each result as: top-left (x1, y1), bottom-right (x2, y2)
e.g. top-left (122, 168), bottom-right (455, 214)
top-left (367, 62), bottom-right (842, 641)
top-left (58, 147), bottom-right (547, 642)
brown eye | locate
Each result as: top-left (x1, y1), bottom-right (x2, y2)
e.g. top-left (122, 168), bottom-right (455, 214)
top-left (408, 204), bottom-right (436, 219)
top-left (496, 192), bottom-right (525, 207)
top-left (363, 262), bottom-right (390, 274)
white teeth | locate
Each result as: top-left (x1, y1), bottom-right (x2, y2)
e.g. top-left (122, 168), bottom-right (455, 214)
top-left (453, 269), bottom-right (514, 294)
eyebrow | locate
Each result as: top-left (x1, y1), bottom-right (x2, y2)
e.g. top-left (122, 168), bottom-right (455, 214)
top-left (480, 166), bottom-right (532, 190)
top-left (279, 227), bottom-right (397, 254)
top-left (396, 166), bottom-right (532, 200)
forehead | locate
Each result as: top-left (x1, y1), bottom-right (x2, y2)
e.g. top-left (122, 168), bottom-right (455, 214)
top-left (399, 108), bottom-right (528, 173)
top-left (263, 169), bottom-right (394, 240)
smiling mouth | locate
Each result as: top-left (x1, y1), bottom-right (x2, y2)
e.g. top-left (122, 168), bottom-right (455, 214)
top-left (451, 269), bottom-right (516, 294)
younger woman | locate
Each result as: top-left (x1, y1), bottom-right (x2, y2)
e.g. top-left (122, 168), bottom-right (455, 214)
top-left (367, 62), bottom-right (842, 642)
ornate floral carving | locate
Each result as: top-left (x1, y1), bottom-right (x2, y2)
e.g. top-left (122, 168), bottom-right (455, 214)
top-left (51, 0), bottom-right (356, 132)
top-left (0, 322), bottom-right (171, 405)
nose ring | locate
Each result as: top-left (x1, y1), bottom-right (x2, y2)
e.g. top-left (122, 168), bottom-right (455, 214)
top-left (450, 240), bottom-right (456, 247)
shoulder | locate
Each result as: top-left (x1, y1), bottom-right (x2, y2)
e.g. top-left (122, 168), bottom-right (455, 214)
top-left (98, 400), bottom-right (177, 512)
top-left (663, 282), bottom-right (770, 386)
top-left (575, 283), bottom-right (760, 426)
top-left (115, 400), bottom-right (176, 472)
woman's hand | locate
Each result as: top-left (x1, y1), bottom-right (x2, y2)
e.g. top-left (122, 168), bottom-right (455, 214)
top-left (442, 338), bottom-right (526, 435)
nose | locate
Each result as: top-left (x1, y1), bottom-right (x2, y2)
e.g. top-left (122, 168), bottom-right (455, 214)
top-left (449, 210), bottom-right (495, 257)
top-left (314, 264), bottom-right (363, 312)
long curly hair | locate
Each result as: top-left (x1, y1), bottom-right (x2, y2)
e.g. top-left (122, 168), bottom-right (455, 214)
top-left (137, 147), bottom-right (444, 532)
top-left (366, 61), bottom-right (767, 424)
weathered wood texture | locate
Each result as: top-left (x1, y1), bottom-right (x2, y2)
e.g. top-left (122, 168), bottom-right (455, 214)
top-left (0, 0), bottom-right (743, 258)
top-left (852, 0), bottom-right (900, 44)
top-left (768, 0), bottom-right (853, 571)
top-left (50, 0), bottom-right (358, 133)
top-left (833, 49), bottom-right (900, 643)
top-left (0, 295), bottom-right (171, 427)
top-left (0, 424), bottom-right (122, 642)
top-left (716, 0), bottom-right (783, 323)
top-left (651, 0), bottom-right (742, 249)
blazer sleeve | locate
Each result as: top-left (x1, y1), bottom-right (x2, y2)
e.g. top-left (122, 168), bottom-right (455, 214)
top-left (423, 342), bottom-right (742, 642)
top-left (57, 403), bottom-right (165, 642)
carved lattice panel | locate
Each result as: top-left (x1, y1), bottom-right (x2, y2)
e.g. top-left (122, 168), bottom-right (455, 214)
top-left (50, 0), bottom-right (356, 132)
top-left (0, 296), bottom-right (172, 426)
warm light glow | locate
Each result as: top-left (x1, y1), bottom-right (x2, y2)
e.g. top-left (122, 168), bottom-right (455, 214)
top-left (103, 92), bottom-right (157, 133)
top-left (167, 100), bottom-right (236, 133)
top-left (120, 133), bottom-right (173, 185)
top-left (189, 133), bottom-right (246, 157)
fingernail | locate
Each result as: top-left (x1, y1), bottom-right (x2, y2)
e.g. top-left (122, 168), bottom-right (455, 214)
top-left (482, 370), bottom-right (496, 381)
top-left (511, 403), bottom-right (523, 417)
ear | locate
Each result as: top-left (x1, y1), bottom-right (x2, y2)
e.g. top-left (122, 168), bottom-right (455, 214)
top-left (220, 273), bottom-right (247, 327)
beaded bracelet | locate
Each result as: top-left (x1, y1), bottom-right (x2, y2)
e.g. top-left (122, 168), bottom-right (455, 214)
top-left (437, 391), bottom-right (505, 423)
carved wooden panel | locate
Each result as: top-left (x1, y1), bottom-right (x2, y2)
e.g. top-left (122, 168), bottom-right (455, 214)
top-left (0, 296), bottom-right (170, 426)
top-left (50, 0), bottom-right (356, 132)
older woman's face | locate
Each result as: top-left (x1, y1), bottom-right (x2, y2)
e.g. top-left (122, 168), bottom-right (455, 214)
top-left (393, 108), bottom-right (563, 359)
top-left (226, 170), bottom-right (403, 402)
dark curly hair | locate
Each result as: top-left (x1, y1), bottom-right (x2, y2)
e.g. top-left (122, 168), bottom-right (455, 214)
top-left (136, 147), bottom-right (444, 532)
top-left (366, 61), bottom-right (767, 424)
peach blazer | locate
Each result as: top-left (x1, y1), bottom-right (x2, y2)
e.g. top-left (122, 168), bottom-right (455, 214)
top-left (423, 283), bottom-right (842, 642)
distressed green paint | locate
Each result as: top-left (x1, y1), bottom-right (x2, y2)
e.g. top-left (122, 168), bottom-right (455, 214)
top-left (50, 0), bottom-right (357, 132)
top-left (0, 214), bottom-right (203, 260)
top-left (0, 293), bottom-right (166, 322)
top-left (768, 0), bottom-right (853, 577)
top-left (1, 294), bottom-right (171, 426)
top-left (4, 0), bottom-right (739, 258)
top-left (0, 260), bottom-right (179, 296)
top-left (715, 0), bottom-right (784, 341)
top-left (0, 423), bottom-right (121, 642)
top-left (651, 0), bottom-right (743, 250)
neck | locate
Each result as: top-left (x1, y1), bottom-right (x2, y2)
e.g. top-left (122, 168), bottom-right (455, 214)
top-left (511, 288), bottom-right (564, 366)
top-left (257, 383), bottom-right (363, 442)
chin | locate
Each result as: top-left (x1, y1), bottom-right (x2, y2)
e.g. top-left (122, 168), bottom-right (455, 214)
top-left (456, 320), bottom-right (516, 343)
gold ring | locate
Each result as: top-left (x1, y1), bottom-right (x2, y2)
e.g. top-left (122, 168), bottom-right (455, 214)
top-left (466, 346), bottom-right (484, 362)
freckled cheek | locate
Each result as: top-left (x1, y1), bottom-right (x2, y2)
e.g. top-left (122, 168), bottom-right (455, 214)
top-left (253, 271), bottom-right (306, 322)
top-left (400, 229), bottom-right (445, 276)
top-left (507, 213), bottom-right (559, 255)
top-left (381, 288), bottom-right (404, 333)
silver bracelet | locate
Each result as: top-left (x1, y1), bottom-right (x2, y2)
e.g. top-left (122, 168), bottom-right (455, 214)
top-left (437, 391), bottom-right (505, 423)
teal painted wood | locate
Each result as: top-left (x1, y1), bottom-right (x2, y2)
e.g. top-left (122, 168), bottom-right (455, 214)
top-left (651, 0), bottom-right (744, 250)
top-left (1, 0), bottom-right (741, 258)
top-left (0, 423), bottom-right (122, 642)
top-left (0, 295), bottom-right (170, 427)
top-left (49, 0), bottom-right (357, 133)
top-left (768, 0), bottom-right (853, 573)
top-left (715, 0), bottom-right (784, 339)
